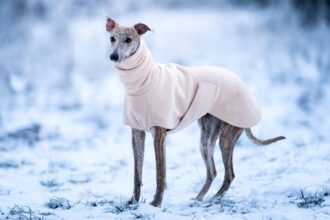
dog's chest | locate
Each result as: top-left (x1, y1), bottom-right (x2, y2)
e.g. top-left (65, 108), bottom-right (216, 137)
top-left (122, 65), bottom-right (198, 132)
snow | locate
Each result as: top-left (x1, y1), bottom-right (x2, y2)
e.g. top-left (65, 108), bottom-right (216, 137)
top-left (0, 2), bottom-right (330, 220)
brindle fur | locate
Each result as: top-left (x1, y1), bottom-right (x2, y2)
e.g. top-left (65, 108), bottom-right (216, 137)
top-left (106, 17), bottom-right (150, 63)
top-left (150, 127), bottom-right (167, 207)
top-left (106, 18), bottom-right (285, 207)
top-left (129, 114), bottom-right (283, 207)
top-left (195, 114), bottom-right (221, 201)
top-left (128, 128), bottom-right (146, 204)
top-left (109, 27), bottom-right (140, 62)
top-left (216, 120), bottom-right (243, 197)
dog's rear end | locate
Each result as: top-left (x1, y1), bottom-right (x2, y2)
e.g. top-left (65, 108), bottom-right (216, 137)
top-left (195, 114), bottom-right (285, 201)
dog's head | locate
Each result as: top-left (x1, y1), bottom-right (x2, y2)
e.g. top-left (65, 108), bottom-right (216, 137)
top-left (106, 18), bottom-right (151, 63)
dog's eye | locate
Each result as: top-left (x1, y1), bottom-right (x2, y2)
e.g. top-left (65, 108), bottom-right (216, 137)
top-left (125, 37), bottom-right (132, 43)
top-left (110, 36), bottom-right (116, 42)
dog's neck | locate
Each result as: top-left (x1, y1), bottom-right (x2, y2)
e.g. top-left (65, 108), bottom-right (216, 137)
top-left (115, 39), bottom-right (157, 96)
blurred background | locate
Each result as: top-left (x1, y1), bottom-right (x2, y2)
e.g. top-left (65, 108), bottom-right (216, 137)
top-left (0, 0), bottom-right (330, 218)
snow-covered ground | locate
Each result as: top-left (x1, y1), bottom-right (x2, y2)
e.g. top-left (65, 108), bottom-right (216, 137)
top-left (1, 4), bottom-right (330, 220)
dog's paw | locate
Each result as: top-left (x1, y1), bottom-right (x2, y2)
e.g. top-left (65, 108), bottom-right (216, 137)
top-left (149, 200), bottom-right (162, 207)
top-left (191, 197), bottom-right (203, 201)
top-left (128, 197), bottom-right (138, 205)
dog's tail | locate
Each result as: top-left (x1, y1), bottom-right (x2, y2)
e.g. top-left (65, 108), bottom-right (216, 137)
top-left (245, 128), bottom-right (285, 146)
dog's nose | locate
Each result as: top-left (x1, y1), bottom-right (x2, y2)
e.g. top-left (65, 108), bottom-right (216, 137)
top-left (110, 53), bottom-right (119, 61)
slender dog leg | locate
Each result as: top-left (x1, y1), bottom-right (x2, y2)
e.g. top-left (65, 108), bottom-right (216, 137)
top-left (150, 126), bottom-right (167, 207)
top-left (129, 128), bottom-right (146, 204)
top-left (213, 122), bottom-right (243, 198)
top-left (195, 114), bottom-right (221, 201)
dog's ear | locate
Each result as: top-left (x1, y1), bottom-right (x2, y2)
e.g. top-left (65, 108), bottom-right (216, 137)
top-left (134, 23), bottom-right (151, 35)
top-left (106, 17), bottom-right (117, 32)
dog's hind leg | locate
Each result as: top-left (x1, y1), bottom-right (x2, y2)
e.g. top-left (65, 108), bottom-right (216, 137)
top-left (195, 114), bottom-right (221, 201)
top-left (213, 122), bottom-right (243, 198)
top-left (129, 128), bottom-right (146, 204)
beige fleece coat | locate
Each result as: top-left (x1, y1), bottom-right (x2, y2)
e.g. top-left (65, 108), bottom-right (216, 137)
top-left (115, 40), bottom-right (261, 134)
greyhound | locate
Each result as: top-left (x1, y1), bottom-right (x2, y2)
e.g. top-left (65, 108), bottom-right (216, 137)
top-left (106, 17), bottom-right (285, 207)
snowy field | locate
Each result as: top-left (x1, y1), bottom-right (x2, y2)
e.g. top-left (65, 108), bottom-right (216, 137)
top-left (0, 2), bottom-right (330, 220)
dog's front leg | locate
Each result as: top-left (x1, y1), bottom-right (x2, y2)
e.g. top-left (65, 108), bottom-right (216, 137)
top-left (150, 126), bottom-right (167, 207)
top-left (129, 128), bottom-right (146, 204)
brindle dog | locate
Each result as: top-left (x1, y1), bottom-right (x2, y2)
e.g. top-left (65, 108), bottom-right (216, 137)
top-left (106, 17), bottom-right (285, 207)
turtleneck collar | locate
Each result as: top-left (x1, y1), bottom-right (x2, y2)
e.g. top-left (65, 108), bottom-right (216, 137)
top-left (115, 39), bottom-right (157, 96)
